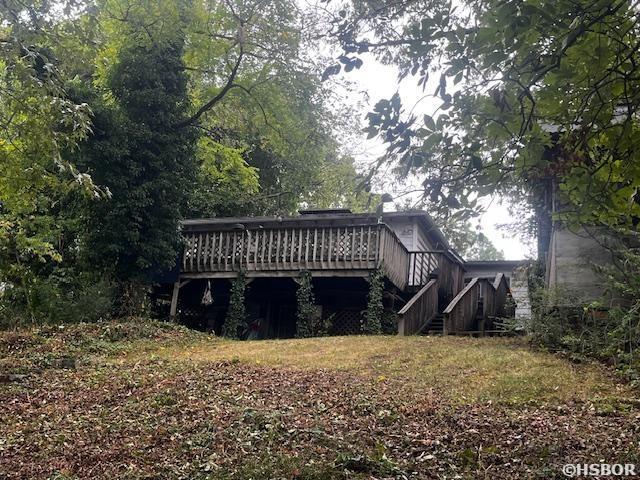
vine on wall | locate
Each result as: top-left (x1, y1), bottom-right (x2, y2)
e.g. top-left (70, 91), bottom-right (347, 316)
top-left (295, 271), bottom-right (327, 337)
top-left (222, 270), bottom-right (247, 339)
top-left (363, 268), bottom-right (384, 334)
top-left (295, 271), bottom-right (315, 338)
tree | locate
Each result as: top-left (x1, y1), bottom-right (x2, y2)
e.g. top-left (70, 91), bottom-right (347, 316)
top-left (0, 0), bottom-right (372, 324)
top-left (184, 0), bottom-right (368, 216)
top-left (0, 1), bottom-right (101, 322)
top-left (441, 221), bottom-right (505, 261)
top-left (76, 38), bottom-right (196, 285)
top-left (322, 0), bottom-right (640, 236)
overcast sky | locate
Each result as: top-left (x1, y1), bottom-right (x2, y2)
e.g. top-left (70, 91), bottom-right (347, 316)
top-left (332, 55), bottom-right (532, 260)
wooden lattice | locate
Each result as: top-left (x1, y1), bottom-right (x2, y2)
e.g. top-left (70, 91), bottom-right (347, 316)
top-left (331, 309), bottom-right (363, 336)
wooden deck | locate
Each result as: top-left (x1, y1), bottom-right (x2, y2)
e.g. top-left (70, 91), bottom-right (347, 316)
top-left (181, 222), bottom-right (411, 290)
top-left (176, 214), bottom-right (516, 336)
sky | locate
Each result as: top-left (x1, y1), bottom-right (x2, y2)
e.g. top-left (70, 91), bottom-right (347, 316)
top-left (332, 55), bottom-right (533, 260)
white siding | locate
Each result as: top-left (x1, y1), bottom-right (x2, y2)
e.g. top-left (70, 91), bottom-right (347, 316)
top-left (387, 218), bottom-right (416, 251)
top-left (547, 225), bottom-right (614, 302)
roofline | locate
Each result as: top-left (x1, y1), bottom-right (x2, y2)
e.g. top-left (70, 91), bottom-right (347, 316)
top-left (464, 260), bottom-right (530, 267)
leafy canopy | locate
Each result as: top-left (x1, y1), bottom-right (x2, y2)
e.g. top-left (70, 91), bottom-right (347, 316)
top-left (323, 0), bottom-right (640, 233)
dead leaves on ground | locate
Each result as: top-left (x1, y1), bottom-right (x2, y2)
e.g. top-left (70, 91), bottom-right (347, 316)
top-left (1, 358), bottom-right (639, 479)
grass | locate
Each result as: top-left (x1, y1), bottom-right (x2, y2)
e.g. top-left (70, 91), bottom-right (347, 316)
top-left (1, 321), bottom-right (638, 479)
top-left (145, 334), bottom-right (631, 406)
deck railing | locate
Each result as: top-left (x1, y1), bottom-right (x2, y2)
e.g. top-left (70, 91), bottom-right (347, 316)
top-left (181, 222), bottom-right (410, 289)
top-left (408, 250), bottom-right (465, 294)
top-left (407, 252), bottom-right (439, 287)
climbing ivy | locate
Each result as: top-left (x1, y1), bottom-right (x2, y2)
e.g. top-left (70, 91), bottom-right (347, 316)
top-left (222, 271), bottom-right (247, 339)
top-left (295, 271), bottom-right (317, 338)
top-left (363, 268), bottom-right (384, 334)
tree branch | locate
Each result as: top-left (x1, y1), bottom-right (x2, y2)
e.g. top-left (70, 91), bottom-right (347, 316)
top-left (175, 47), bottom-right (244, 129)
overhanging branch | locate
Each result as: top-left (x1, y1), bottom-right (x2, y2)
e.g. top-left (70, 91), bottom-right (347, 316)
top-left (175, 47), bottom-right (244, 129)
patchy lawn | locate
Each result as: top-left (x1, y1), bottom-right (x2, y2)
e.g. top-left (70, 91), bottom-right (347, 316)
top-left (1, 321), bottom-right (638, 479)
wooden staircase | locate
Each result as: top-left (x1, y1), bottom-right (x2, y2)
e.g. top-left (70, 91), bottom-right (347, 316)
top-left (422, 313), bottom-right (444, 335)
top-left (398, 273), bottom-right (515, 336)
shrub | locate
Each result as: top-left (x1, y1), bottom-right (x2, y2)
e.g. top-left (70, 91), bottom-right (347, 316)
top-left (0, 273), bottom-right (116, 329)
top-left (381, 310), bottom-right (398, 335)
top-left (530, 284), bottom-right (639, 385)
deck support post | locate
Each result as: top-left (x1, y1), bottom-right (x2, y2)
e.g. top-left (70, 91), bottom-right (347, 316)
top-left (169, 279), bottom-right (192, 322)
top-left (169, 281), bottom-right (180, 322)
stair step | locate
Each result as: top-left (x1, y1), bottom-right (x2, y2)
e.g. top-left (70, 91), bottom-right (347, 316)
top-left (421, 314), bottom-right (444, 335)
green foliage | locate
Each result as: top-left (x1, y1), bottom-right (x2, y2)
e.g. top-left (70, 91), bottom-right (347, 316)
top-left (438, 218), bottom-right (505, 260)
top-left (295, 271), bottom-right (326, 338)
top-left (328, 0), bottom-right (640, 232)
top-left (464, 232), bottom-right (505, 261)
top-left (363, 268), bottom-right (384, 334)
top-left (380, 311), bottom-right (398, 335)
top-left (223, 271), bottom-right (247, 339)
top-left (529, 286), bottom-right (584, 350)
top-left (78, 35), bottom-right (197, 282)
top-left (182, 0), bottom-right (367, 216)
top-left (0, 2), bottom-right (96, 285)
top-left (530, 283), bottom-right (639, 385)
top-left (0, 0), bottom-right (371, 328)
top-left (188, 138), bottom-right (259, 217)
top-left (0, 272), bottom-right (116, 329)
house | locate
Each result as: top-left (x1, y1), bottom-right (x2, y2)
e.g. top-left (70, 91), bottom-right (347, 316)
top-left (160, 209), bottom-right (522, 337)
top-left (536, 179), bottom-right (620, 305)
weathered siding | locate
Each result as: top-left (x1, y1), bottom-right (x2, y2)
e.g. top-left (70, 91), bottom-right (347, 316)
top-left (546, 225), bottom-right (613, 302)
top-left (386, 217), bottom-right (437, 252)
top-left (386, 218), bottom-right (417, 251)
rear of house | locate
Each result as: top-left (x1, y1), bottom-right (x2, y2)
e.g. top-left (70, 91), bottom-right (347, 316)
top-left (154, 209), bottom-right (521, 338)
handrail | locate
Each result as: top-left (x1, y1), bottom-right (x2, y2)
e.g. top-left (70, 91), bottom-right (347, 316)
top-left (407, 250), bottom-right (465, 292)
top-left (443, 277), bottom-right (479, 315)
top-left (377, 224), bottom-right (410, 290)
top-left (397, 279), bottom-right (438, 335)
top-left (443, 273), bottom-right (516, 334)
top-left (492, 273), bottom-right (511, 318)
top-left (443, 277), bottom-right (480, 334)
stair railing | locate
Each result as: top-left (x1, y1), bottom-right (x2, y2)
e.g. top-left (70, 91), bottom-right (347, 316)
top-left (443, 274), bottom-right (516, 334)
top-left (442, 278), bottom-right (481, 334)
top-left (397, 279), bottom-right (438, 335)
top-left (492, 273), bottom-right (510, 317)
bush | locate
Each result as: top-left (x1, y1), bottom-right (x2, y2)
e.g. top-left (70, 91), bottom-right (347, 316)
top-left (530, 285), bottom-right (639, 385)
top-left (0, 273), bottom-right (116, 329)
top-left (381, 310), bottom-right (398, 335)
